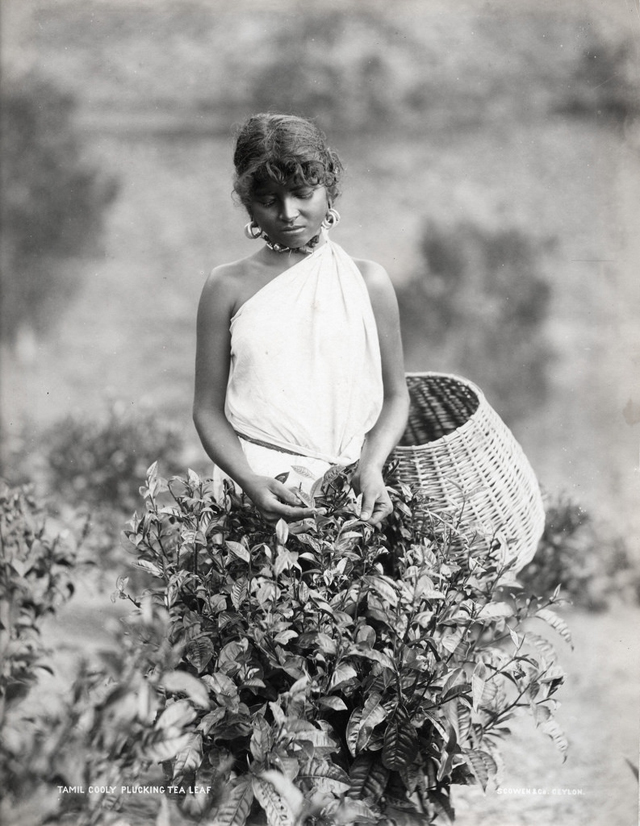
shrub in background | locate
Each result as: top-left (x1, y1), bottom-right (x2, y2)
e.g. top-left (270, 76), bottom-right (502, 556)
top-left (558, 36), bottom-right (639, 124)
top-left (398, 221), bottom-right (553, 424)
top-left (1, 72), bottom-right (117, 348)
top-left (44, 403), bottom-right (184, 515)
top-left (0, 403), bottom-right (189, 578)
top-left (36, 403), bottom-right (186, 571)
top-left (246, 11), bottom-right (424, 134)
top-left (519, 495), bottom-right (640, 612)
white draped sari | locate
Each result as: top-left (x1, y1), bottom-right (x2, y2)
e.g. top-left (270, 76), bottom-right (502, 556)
top-left (215, 240), bottom-right (384, 494)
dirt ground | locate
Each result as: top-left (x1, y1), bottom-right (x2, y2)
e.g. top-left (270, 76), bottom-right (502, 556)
top-left (454, 605), bottom-right (640, 826)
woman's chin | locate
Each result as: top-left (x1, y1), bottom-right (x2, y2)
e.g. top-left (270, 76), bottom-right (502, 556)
top-left (277, 227), bottom-right (309, 245)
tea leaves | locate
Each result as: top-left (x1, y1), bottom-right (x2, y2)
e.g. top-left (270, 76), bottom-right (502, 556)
top-left (0, 467), bottom-right (572, 825)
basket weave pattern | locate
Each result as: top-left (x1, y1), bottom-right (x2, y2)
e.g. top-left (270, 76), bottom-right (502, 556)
top-left (391, 373), bottom-right (544, 569)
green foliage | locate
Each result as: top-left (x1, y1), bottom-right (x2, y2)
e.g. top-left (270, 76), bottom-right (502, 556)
top-left (558, 37), bottom-right (639, 123)
top-left (0, 481), bottom-right (78, 713)
top-left (245, 11), bottom-right (425, 133)
top-left (0, 480), bottom-right (79, 809)
top-left (95, 463), bottom-right (566, 825)
top-left (36, 403), bottom-right (186, 573)
top-left (0, 479), bottom-right (177, 826)
top-left (24, 4), bottom-right (633, 136)
top-left (398, 221), bottom-right (553, 423)
top-left (43, 403), bottom-right (185, 516)
top-left (0, 467), bottom-right (573, 825)
top-left (4, 404), bottom-right (186, 579)
top-left (0, 72), bottom-right (117, 345)
top-left (0, 597), bottom-right (179, 826)
top-left (518, 496), bottom-right (640, 612)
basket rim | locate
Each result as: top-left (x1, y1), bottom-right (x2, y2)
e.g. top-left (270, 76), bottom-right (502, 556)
top-left (394, 371), bottom-right (489, 453)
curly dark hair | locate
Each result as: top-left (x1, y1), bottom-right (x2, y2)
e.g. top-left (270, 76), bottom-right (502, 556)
top-left (233, 113), bottom-right (344, 211)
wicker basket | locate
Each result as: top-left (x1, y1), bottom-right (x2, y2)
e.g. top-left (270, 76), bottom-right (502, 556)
top-left (391, 372), bottom-right (544, 569)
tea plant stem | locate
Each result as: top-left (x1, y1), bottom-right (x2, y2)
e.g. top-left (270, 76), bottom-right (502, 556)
top-left (483, 676), bottom-right (539, 730)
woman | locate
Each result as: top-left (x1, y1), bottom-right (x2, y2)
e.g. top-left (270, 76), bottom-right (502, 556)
top-left (193, 113), bottom-right (409, 525)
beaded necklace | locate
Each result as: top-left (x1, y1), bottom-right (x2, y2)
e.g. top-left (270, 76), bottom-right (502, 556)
top-left (263, 232), bottom-right (322, 256)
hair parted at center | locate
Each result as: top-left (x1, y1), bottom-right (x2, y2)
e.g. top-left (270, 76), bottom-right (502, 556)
top-left (233, 113), bottom-right (344, 210)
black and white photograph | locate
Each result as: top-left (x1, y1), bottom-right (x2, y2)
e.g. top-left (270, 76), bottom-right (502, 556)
top-left (1, 1), bottom-right (639, 824)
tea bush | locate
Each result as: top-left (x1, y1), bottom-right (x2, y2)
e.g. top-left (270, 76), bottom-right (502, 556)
top-left (0, 467), bottom-right (572, 825)
top-left (0, 481), bottom-right (80, 819)
top-left (38, 403), bottom-right (186, 569)
top-left (0, 478), bottom-right (173, 826)
top-left (0, 481), bottom-right (79, 711)
top-left (44, 403), bottom-right (185, 514)
top-left (108, 464), bottom-right (569, 825)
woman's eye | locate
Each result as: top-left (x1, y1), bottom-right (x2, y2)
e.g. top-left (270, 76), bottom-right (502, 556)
top-left (296, 189), bottom-right (314, 199)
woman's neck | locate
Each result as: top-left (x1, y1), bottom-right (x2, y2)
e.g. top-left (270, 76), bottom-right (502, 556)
top-left (262, 230), bottom-right (327, 257)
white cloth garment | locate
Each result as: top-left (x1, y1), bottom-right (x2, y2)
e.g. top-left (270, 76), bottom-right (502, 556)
top-left (215, 240), bottom-right (384, 493)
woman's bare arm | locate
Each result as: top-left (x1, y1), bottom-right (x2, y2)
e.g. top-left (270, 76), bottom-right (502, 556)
top-left (193, 266), bottom-right (315, 522)
top-left (354, 259), bottom-right (410, 525)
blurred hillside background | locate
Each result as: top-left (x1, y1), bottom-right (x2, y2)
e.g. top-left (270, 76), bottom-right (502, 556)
top-left (2, 0), bottom-right (639, 547)
top-left (1, 3), bottom-right (640, 825)
top-left (2, 0), bottom-right (640, 541)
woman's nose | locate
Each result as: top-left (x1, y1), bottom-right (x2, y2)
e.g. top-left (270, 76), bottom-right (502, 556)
top-left (279, 197), bottom-right (299, 222)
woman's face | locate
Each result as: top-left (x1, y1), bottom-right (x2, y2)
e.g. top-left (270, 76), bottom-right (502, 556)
top-left (249, 180), bottom-right (329, 250)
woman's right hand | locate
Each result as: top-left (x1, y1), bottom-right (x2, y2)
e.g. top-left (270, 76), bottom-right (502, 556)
top-left (243, 475), bottom-right (317, 523)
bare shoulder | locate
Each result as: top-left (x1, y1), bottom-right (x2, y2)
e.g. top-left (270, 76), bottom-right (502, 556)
top-left (203, 257), bottom-right (250, 294)
top-left (353, 257), bottom-right (404, 365)
top-left (352, 257), bottom-right (391, 285)
top-left (199, 256), bottom-right (253, 314)
top-left (352, 257), bottom-right (398, 305)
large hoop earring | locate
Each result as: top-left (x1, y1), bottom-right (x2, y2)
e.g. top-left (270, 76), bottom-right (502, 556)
top-left (321, 208), bottom-right (341, 231)
top-left (244, 220), bottom-right (263, 240)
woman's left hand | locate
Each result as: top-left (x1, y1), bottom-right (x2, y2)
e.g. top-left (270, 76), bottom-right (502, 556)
top-left (352, 466), bottom-right (393, 526)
